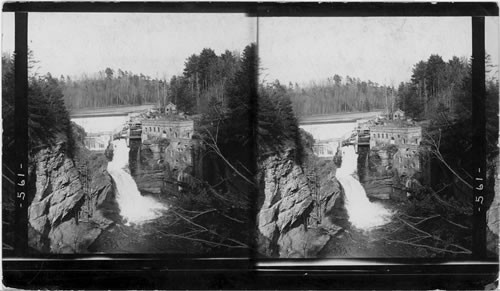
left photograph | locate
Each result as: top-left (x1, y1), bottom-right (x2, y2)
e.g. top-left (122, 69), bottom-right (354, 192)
top-left (2, 12), bottom-right (257, 254)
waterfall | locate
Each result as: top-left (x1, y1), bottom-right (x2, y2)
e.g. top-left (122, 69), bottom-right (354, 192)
top-left (107, 139), bottom-right (166, 225)
top-left (336, 145), bottom-right (391, 230)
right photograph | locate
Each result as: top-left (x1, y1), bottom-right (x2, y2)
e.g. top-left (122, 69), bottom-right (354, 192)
top-left (256, 16), bottom-right (499, 258)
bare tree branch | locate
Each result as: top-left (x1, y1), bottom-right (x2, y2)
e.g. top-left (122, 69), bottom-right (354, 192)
top-left (423, 131), bottom-right (472, 189)
top-left (384, 238), bottom-right (471, 255)
top-left (203, 127), bottom-right (255, 186)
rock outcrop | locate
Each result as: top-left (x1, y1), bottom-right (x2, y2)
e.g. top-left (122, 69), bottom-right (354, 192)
top-left (130, 137), bottom-right (202, 197)
top-left (257, 149), bottom-right (342, 258)
top-left (129, 140), bottom-right (170, 195)
top-left (358, 145), bottom-right (416, 201)
top-left (486, 157), bottom-right (499, 255)
top-left (28, 142), bottom-right (115, 253)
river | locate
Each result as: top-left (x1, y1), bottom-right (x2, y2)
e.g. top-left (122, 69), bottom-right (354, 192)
top-left (72, 115), bottom-right (128, 133)
top-left (300, 122), bottom-right (356, 141)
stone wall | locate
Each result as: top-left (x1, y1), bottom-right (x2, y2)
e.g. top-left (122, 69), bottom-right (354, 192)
top-left (393, 145), bottom-right (421, 177)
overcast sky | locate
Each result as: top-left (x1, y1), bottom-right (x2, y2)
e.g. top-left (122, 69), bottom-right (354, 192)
top-left (2, 13), bottom-right (256, 79)
top-left (259, 17), bottom-right (499, 86)
top-left (2, 14), bottom-right (498, 86)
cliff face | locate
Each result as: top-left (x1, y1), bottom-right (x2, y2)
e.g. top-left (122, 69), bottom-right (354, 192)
top-left (486, 157), bottom-right (499, 255)
top-left (359, 145), bottom-right (419, 201)
top-left (130, 140), bottom-right (166, 195)
top-left (130, 138), bottom-right (202, 196)
top-left (28, 142), bottom-right (114, 253)
top-left (257, 150), bottom-right (342, 258)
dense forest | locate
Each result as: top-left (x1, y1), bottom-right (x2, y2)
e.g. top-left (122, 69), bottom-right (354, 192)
top-left (396, 53), bottom-right (498, 178)
top-left (60, 48), bottom-right (242, 113)
top-left (279, 76), bottom-right (393, 116)
top-left (169, 48), bottom-right (241, 115)
top-left (397, 55), bottom-right (471, 120)
top-left (392, 54), bottom-right (498, 255)
top-left (61, 69), bottom-right (166, 109)
top-left (2, 53), bottom-right (74, 155)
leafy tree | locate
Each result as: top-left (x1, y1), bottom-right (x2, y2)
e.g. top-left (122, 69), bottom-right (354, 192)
top-left (257, 80), bottom-right (304, 162)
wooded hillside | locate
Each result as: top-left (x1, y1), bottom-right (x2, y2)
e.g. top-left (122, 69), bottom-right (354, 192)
top-left (281, 76), bottom-right (392, 117)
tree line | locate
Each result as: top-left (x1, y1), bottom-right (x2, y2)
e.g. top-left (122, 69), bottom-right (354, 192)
top-left (280, 76), bottom-right (393, 117)
top-left (59, 47), bottom-right (243, 115)
top-left (397, 53), bottom-right (498, 223)
top-left (60, 69), bottom-right (167, 110)
top-left (2, 53), bottom-right (74, 155)
top-left (170, 48), bottom-right (241, 115)
top-left (396, 55), bottom-right (471, 120)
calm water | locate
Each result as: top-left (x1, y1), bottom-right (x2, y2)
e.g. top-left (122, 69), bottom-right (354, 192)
top-left (72, 116), bottom-right (128, 133)
top-left (300, 122), bottom-right (356, 141)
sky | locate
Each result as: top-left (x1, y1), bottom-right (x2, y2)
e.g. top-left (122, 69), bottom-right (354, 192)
top-left (1, 14), bottom-right (498, 86)
top-left (259, 17), bottom-right (499, 86)
top-left (1, 13), bottom-right (256, 79)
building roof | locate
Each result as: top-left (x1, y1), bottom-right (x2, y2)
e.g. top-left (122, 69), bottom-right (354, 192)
top-left (142, 116), bottom-right (194, 125)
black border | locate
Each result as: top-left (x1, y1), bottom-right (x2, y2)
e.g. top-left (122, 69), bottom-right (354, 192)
top-left (471, 17), bottom-right (488, 258)
top-left (13, 12), bottom-right (28, 257)
top-left (2, 2), bottom-right (499, 16)
top-left (2, 2), bottom-right (499, 289)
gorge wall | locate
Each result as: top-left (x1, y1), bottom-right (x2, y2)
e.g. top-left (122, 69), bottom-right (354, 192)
top-left (28, 141), bottom-right (115, 253)
top-left (486, 157), bottom-right (499, 255)
top-left (257, 149), bottom-right (343, 258)
top-left (358, 145), bottom-right (422, 202)
top-left (129, 137), bottom-right (203, 197)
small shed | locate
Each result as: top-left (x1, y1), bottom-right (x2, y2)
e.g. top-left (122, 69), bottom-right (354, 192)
top-left (393, 109), bottom-right (405, 120)
top-left (165, 102), bottom-right (178, 115)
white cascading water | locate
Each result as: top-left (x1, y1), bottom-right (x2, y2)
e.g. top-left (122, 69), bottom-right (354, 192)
top-left (107, 139), bottom-right (166, 225)
top-left (336, 145), bottom-right (392, 230)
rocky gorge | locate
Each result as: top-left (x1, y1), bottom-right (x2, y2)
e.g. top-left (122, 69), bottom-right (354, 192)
top-left (257, 148), bottom-right (344, 258)
top-left (27, 133), bottom-right (116, 253)
top-left (357, 145), bottom-right (422, 202)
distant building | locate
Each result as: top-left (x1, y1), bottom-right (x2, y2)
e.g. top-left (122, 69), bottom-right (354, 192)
top-left (392, 109), bottom-right (405, 120)
top-left (165, 102), bottom-right (178, 115)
